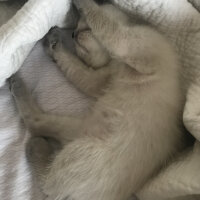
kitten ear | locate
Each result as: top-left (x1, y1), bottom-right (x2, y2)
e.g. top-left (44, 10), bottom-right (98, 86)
top-left (107, 38), bottom-right (155, 75)
top-left (124, 56), bottom-right (155, 75)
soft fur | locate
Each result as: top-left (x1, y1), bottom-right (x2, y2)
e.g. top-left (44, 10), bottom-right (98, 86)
top-left (9, 0), bottom-right (186, 199)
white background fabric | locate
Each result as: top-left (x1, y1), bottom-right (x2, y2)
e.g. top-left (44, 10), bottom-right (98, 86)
top-left (0, 0), bottom-right (70, 87)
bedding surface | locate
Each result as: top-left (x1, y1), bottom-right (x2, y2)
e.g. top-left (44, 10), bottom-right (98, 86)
top-left (1, 0), bottom-right (200, 200)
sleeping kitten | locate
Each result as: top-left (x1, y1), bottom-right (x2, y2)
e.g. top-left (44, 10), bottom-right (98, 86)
top-left (9, 0), bottom-right (186, 199)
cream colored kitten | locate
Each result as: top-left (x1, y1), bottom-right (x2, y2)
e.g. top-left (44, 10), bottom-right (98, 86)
top-left (9, 0), bottom-right (186, 199)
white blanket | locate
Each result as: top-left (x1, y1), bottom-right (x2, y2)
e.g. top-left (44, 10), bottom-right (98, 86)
top-left (0, 0), bottom-right (70, 86)
top-left (0, 0), bottom-right (200, 200)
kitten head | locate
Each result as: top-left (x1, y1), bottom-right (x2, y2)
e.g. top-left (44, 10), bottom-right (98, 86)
top-left (73, 17), bottom-right (110, 69)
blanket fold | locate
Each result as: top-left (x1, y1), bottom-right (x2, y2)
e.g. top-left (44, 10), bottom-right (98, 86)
top-left (0, 0), bottom-right (70, 86)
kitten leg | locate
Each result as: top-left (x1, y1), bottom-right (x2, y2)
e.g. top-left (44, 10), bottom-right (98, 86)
top-left (9, 74), bottom-right (83, 143)
top-left (52, 51), bottom-right (111, 98)
top-left (9, 75), bottom-right (54, 175)
top-left (9, 74), bottom-right (86, 189)
top-left (26, 133), bottom-right (66, 190)
top-left (45, 27), bottom-right (111, 98)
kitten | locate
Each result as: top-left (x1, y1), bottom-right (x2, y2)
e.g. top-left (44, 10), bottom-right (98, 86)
top-left (9, 0), bottom-right (186, 199)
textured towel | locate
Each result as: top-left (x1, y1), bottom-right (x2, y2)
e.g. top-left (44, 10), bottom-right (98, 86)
top-left (0, 0), bottom-right (70, 87)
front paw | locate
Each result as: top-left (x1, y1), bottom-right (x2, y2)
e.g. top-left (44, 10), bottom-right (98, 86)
top-left (44, 26), bottom-right (63, 61)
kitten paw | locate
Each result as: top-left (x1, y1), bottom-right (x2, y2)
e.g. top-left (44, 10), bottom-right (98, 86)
top-left (44, 26), bottom-right (63, 61)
